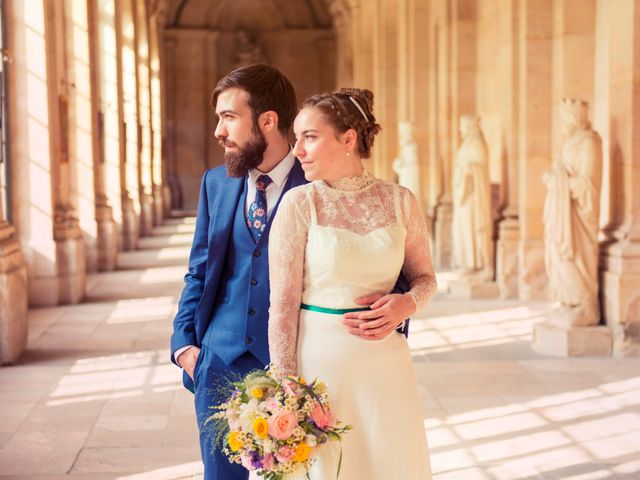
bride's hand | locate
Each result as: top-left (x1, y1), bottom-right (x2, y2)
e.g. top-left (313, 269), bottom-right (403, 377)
top-left (342, 293), bottom-right (416, 340)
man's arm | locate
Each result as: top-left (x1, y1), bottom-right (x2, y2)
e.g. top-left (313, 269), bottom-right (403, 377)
top-left (170, 171), bottom-right (211, 366)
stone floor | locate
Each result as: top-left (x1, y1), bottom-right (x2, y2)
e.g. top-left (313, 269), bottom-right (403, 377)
top-left (0, 216), bottom-right (638, 480)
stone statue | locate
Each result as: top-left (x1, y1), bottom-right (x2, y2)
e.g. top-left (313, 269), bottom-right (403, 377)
top-left (451, 115), bottom-right (493, 279)
top-left (233, 30), bottom-right (267, 68)
top-left (543, 98), bottom-right (602, 327)
top-left (392, 121), bottom-right (421, 198)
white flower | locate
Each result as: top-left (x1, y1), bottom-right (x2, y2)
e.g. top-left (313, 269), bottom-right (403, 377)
top-left (262, 438), bottom-right (275, 454)
top-left (238, 398), bottom-right (260, 431)
top-left (304, 434), bottom-right (317, 447)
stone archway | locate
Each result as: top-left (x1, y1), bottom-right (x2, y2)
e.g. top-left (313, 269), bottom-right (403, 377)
top-left (162, 0), bottom-right (338, 210)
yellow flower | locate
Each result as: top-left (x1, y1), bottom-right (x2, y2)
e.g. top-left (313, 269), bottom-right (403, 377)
top-left (292, 442), bottom-right (311, 463)
top-left (250, 387), bottom-right (264, 399)
top-left (252, 417), bottom-right (269, 439)
top-left (228, 431), bottom-right (243, 452)
top-left (299, 377), bottom-right (307, 385)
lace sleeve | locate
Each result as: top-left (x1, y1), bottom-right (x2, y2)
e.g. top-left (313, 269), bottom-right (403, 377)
top-left (268, 186), bottom-right (310, 376)
top-left (400, 188), bottom-right (438, 312)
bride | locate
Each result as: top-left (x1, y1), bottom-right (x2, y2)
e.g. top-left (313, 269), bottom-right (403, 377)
top-left (266, 88), bottom-right (436, 479)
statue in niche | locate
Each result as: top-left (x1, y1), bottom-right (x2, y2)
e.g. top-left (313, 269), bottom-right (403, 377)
top-left (543, 98), bottom-right (602, 327)
top-left (233, 30), bottom-right (267, 68)
top-left (393, 121), bottom-right (421, 199)
top-left (451, 114), bottom-right (493, 279)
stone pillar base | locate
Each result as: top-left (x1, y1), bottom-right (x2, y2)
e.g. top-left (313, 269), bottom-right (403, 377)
top-left (122, 198), bottom-right (139, 251)
top-left (162, 184), bottom-right (172, 218)
top-left (0, 233), bottom-right (28, 365)
top-left (153, 185), bottom-right (164, 226)
top-left (496, 217), bottom-right (519, 299)
top-left (601, 240), bottom-right (640, 357)
top-left (518, 239), bottom-right (547, 300)
top-left (533, 321), bottom-right (612, 356)
top-left (96, 207), bottom-right (118, 271)
top-left (140, 193), bottom-right (154, 237)
top-left (448, 278), bottom-right (499, 299)
top-left (433, 202), bottom-right (453, 269)
top-left (55, 232), bottom-right (86, 304)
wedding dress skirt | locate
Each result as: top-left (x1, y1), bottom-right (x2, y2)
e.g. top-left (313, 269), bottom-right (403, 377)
top-left (297, 308), bottom-right (431, 480)
top-left (267, 178), bottom-right (434, 480)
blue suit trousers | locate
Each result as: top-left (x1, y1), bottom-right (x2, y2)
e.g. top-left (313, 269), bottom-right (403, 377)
top-left (193, 347), bottom-right (264, 480)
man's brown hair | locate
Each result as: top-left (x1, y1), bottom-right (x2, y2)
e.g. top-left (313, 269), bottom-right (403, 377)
top-left (211, 63), bottom-right (297, 135)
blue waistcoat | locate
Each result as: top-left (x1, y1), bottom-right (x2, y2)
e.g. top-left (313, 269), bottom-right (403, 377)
top-left (202, 178), bottom-right (274, 365)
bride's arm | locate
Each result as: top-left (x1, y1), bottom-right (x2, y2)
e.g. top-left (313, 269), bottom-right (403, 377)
top-left (268, 187), bottom-right (310, 376)
top-left (401, 188), bottom-right (438, 312)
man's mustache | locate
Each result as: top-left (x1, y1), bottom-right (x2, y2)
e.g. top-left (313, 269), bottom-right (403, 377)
top-left (218, 138), bottom-right (237, 148)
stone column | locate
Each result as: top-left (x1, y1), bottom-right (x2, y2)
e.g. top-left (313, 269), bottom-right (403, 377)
top-left (162, 34), bottom-right (181, 212)
top-left (371, 0), bottom-right (399, 182)
top-left (148, 6), bottom-right (165, 226)
top-left (204, 31), bottom-right (220, 171)
top-left (517, 0), bottom-right (552, 300)
top-left (352, 0), bottom-right (374, 90)
top-left (168, 28), bottom-right (209, 211)
top-left (66, 0), bottom-right (98, 273)
top-left (328, 0), bottom-right (354, 87)
top-left (116, 0), bottom-right (140, 250)
top-left (134, 0), bottom-right (154, 236)
top-left (6, 0), bottom-right (59, 306)
top-left (92, 0), bottom-right (122, 267)
top-left (550, 0), bottom-right (596, 154)
top-left (413, 0), bottom-right (432, 219)
top-left (596, 0), bottom-right (640, 356)
top-left (431, 5), bottom-right (454, 269)
top-left (0, 11), bottom-right (27, 362)
top-left (496, 0), bottom-right (521, 299)
top-left (44, 0), bottom-right (86, 304)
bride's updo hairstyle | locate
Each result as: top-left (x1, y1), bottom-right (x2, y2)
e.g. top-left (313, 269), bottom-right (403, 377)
top-left (301, 88), bottom-right (382, 159)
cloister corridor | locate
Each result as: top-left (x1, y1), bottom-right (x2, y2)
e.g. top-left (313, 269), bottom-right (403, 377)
top-left (0, 215), bottom-right (638, 480)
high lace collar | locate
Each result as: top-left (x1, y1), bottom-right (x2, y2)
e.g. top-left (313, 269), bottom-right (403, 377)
top-left (324, 170), bottom-right (375, 191)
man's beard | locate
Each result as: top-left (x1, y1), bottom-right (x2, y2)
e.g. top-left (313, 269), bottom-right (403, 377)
top-left (224, 129), bottom-right (268, 177)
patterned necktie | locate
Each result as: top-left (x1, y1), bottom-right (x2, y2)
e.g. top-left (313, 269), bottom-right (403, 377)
top-left (247, 174), bottom-right (273, 241)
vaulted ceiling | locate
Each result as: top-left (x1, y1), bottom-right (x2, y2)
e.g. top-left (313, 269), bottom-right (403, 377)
top-left (165, 0), bottom-right (336, 30)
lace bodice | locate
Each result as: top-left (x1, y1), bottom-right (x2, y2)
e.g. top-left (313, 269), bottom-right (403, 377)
top-left (268, 173), bottom-right (437, 375)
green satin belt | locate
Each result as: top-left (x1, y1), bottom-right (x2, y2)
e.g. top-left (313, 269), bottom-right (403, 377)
top-left (300, 303), bottom-right (370, 315)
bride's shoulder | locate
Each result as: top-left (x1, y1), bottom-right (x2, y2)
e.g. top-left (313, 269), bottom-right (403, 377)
top-left (283, 183), bottom-right (314, 201)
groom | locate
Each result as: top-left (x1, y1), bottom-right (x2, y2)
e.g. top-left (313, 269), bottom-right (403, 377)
top-left (170, 64), bottom-right (412, 480)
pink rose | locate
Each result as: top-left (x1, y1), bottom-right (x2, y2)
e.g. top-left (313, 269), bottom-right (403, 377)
top-left (283, 380), bottom-right (300, 397)
top-left (310, 402), bottom-right (336, 429)
top-left (276, 445), bottom-right (294, 463)
top-left (268, 410), bottom-right (298, 440)
top-left (260, 398), bottom-right (281, 412)
top-left (261, 453), bottom-right (275, 470)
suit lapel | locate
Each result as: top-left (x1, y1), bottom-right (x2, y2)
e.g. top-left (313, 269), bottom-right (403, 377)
top-left (208, 174), bottom-right (244, 251)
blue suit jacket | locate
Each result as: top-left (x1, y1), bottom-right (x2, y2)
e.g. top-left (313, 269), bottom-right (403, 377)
top-left (171, 160), bottom-right (410, 392)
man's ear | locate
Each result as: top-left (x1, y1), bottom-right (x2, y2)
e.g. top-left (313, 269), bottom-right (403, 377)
top-left (259, 111), bottom-right (279, 133)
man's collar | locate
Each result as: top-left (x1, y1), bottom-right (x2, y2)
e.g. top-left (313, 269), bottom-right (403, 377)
top-left (249, 150), bottom-right (295, 188)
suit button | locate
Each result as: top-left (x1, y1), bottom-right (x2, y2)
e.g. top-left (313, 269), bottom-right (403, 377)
top-left (248, 308), bottom-right (256, 316)
top-left (245, 336), bottom-right (253, 344)
top-left (250, 279), bottom-right (258, 286)
top-left (253, 250), bottom-right (261, 257)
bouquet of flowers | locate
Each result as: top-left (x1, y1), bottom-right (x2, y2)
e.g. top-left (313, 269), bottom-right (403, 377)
top-left (206, 366), bottom-right (351, 479)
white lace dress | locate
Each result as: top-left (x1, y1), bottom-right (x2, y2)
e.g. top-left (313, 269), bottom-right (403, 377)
top-left (267, 172), bottom-right (436, 479)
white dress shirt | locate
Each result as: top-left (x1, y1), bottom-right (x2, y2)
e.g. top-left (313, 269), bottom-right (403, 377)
top-left (246, 151), bottom-right (295, 220)
top-left (173, 150), bottom-right (296, 367)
